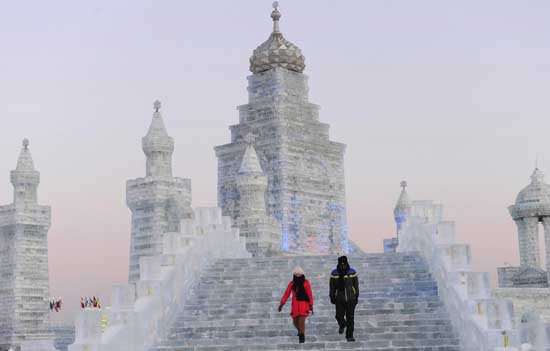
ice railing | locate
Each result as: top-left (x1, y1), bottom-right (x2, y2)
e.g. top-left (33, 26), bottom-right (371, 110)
top-left (68, 207), bottom-right (251, 351)
top-left (397, 201), bottom-right (548, 351)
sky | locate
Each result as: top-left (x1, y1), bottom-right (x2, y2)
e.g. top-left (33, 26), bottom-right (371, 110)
top-left (0, 0), bottom-right (549, 324)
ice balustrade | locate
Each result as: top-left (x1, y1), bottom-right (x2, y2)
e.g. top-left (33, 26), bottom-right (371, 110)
top-left (397, 201), bottom-right (549, 350)
top-left (67, 207), bottom-right (250, 351)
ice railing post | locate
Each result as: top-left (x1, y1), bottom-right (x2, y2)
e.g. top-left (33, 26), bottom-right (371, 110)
top-left (397, 201), bottom-right (523, 351)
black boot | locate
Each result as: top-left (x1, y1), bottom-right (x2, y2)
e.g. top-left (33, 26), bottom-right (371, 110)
top-left (338, 321), bottom-right (346, 334)
top-left (346, 336), bottom-right (355, 342)
top-left (299, 333), bottom-right (305, 343)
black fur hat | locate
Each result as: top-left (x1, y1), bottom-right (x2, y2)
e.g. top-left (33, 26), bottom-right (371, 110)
top-left (337, 255), bottom-right (349, 265)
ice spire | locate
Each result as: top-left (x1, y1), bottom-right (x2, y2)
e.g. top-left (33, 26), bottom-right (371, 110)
top-left (239, 134), bottom-right (263, 174)
top-left (395, 181), bottom-right (411, 210)
top-left (10, 138), bottom-right (40, 204)
top-left (142, 100), bottom-right (174, 177)
top-left (271, 1), bottom-right (281, 33)
top-left (237, 133), bottom-right (268, 217)
top-left (530, 167), bottom-right (544, 184)
top-left (394, 181), bottom-right (411, 234)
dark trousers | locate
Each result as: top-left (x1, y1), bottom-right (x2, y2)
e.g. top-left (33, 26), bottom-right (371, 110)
top-left (335, 300), bottom-right (356, 338)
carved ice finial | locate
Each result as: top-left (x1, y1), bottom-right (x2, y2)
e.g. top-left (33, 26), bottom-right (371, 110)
top-left (22, 138), bottom-right (29, 149)
top-left (400, 180), bottom-right (407, 190)
top-left (243, 133), bottom-right (257, 145)
top-left (271, 1), bottom-right (281, 33)
top-left (153, 100), bottom-right (161, 112)
top-left (531, 168), bottom-right (544, 183)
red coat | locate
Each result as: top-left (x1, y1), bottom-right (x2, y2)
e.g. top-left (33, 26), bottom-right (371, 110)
top-left (280, 279), bottom-right (314, 318)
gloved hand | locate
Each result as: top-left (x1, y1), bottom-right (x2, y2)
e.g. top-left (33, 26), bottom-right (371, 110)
top-left (330, 296), bottom-right (336, 305)
top-left (278, 304), bottom-right (283, 312)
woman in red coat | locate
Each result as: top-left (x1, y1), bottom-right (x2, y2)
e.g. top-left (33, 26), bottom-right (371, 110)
top-left (278, 266), bottom-right (314, 343)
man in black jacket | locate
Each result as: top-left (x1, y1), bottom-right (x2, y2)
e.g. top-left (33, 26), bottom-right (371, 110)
top-left (329, 255), bottom-right (359, 342)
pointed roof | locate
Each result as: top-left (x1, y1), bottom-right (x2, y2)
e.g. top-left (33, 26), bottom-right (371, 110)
top-left (142, 100), bottom-right (174, 154)
top-left (249, 2), bottom-right (305, 74)
top-left (394, 180), bottom-right (411, 211)
top-left (10, 138), bottom-right (40, 192)
top-left (15, 138), bottom-right (36, 172)
top-left (239, 143), bottom-right (263, 174)
top-left (144, 100), bottom-right (170, 141)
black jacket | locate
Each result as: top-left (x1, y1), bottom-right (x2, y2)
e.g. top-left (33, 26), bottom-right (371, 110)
top-left (330, 268), bottom-right (359, 303)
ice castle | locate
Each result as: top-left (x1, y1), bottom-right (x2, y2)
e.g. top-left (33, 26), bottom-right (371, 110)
top-left (1, 3), bottom-right (550, 351)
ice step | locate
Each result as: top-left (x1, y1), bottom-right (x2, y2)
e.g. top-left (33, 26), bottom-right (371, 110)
top-left (151, 253), bottom-right (461, 351)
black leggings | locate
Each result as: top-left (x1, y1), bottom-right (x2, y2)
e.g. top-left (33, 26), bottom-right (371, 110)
top-left (335, 300), bottom-right (356, 338)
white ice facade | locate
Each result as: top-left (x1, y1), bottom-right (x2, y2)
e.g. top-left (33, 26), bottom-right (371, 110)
top-left (0, 140), bottom-right (55, 351)
top-left (395, 182), bottom-right (550, 350)
top-left (214, 5), bottom-right (349, 255)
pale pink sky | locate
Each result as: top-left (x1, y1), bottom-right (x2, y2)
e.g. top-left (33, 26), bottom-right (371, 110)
top-left (0, 0), bottom-right (549, 323)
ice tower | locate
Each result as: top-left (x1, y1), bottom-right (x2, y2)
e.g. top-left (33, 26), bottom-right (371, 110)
top-left (498, 168), bottom-right (550, 287)
top-left (0, 140), bottom-right (53, 350)
top-left (214, 3), bottom-right (349, 254)
top-left (126, 101), bottom-right (193, 283)
top-left (235, 134), bottom-right (281, 256)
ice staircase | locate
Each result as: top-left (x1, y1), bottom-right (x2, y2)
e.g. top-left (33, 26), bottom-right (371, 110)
top-left (152, 252), bottom-right (461, 350)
